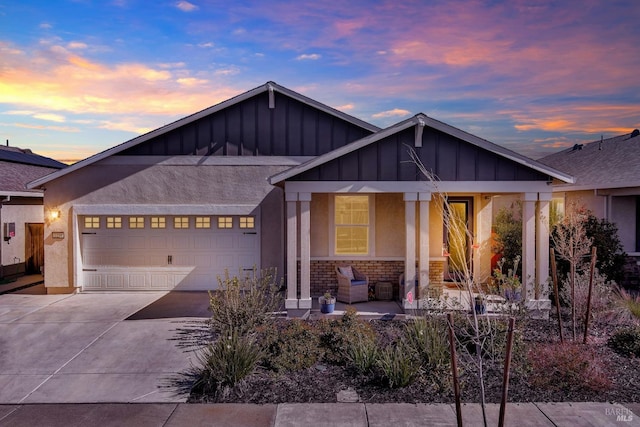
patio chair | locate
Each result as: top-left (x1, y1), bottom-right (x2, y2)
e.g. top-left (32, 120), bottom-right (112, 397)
top-left (335, 265), bottom-right (369, 304)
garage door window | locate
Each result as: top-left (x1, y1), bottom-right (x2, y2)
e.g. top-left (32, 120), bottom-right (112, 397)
top-left (218, 217), bottom-right (233, 229)
top-left (195, 217), bottom-right (211, 228)
top-left (151, 217), bottom-right (166, 228)
top-left (174, 217), bottom-right (189, 229)
top-left (239, 216), bottom-right (255, 229)
top-left (106, 217), bottom-right (122, 229)
top-left (129, 217), bottom-right (144, 229)
top-left (84, 217), bottom-right (100, 228)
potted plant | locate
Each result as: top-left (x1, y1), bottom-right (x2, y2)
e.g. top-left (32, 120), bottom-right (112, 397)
top-left (474, 295), bottom-right (486, 314)
top-left (493, 256), bottom-right (522, 302)
top-left (319, 290), bottom-right (336, 314)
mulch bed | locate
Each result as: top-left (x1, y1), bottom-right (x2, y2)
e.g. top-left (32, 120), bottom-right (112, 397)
top-left (188, 315), bottom-right (640, 404)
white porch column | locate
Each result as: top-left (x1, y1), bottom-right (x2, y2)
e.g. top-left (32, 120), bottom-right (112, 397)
top-left (299, 193), bottom-right (312, 309)
top-left (537, 193), bottom-right (552, 299)
top-left (522, 193), bottom-right (537, 300)
top-left (419, 192), bottom-right (431, 298)
top-left (285, 192), bottom-right (298, 309)
top-left (404, 192), bottom-right (417, 309)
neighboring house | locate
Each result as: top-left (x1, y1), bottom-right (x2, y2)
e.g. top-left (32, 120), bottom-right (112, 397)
top-left (539, 130), bottom-right (640, 288)
top-left (0, 144), bottom-right (66, 280)
top-left (28, 82), bottom-right (573, 311)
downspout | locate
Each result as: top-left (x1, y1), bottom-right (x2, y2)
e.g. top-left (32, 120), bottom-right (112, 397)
top-left (0, 195), bottom-right (8, 279)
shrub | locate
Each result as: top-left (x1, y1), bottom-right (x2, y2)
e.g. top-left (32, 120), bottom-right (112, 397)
top-left (403, 316), bottom-right (449, 371)
top-left (209, 268), bottom-right (282, 337)
top-left (346, 334), bottom-right (379, 375)
top-left (528, 343), bottom-right (611, 393)
top-left (260, 320), bottom-right (322, 372)
top-left (195, 328), bottom-right (262, 397)
top-left (607, 327), bottom-right (640, 357)
top-left (377, 342), bottom-right (417, 388)
top-left (318, 307), bottom-right (376, 365)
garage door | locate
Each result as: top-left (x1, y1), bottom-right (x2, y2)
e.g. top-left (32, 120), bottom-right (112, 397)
top-left (80, 215), bottom-right (259, 291)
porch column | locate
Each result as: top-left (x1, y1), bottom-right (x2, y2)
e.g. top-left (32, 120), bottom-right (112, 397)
top-left (419, 192), bottom-right (431, 298)
top-left (404, 192), bottom-right (417, 309)
top-left (285, 192), bottom-right (298, 309)
top-left (537, 193), bottom-right (552, 299)
top-left (299, 193), bottom-right (312, 309)
top-left (522, 193), bottom-right (537, 300)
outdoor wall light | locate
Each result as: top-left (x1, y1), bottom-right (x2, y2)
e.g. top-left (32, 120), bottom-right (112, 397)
top-left (49, 209), bottom-right (61, 221)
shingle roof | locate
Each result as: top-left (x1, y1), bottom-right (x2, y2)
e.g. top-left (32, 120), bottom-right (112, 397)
top-left (538, 130), bottom-right (640, 190)
top-left (0, 146), bottom-right (66, 194)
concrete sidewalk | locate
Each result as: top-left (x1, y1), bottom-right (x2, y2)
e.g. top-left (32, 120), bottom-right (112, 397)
top-left (0, 402), bottom-right (638, 426)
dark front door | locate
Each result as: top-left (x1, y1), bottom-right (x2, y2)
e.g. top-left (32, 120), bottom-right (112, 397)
top-left (26, 223), bottom-right (44, 274)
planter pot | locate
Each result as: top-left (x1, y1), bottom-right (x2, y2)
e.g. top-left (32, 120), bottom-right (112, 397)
top-left (319, 296), bottom-right (336, 314)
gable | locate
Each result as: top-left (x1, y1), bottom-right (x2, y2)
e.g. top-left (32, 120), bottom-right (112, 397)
top-left (119, 88), bottom-right (375, 157)
top-left (289, 124), bottom-right (550, 182)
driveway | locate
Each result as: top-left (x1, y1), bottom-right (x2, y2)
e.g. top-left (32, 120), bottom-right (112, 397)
top-left (0, 291), bottom-right (211, 404)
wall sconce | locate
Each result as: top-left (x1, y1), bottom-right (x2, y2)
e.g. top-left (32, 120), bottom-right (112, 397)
top-left (49, 209), bottom-right (61, 221)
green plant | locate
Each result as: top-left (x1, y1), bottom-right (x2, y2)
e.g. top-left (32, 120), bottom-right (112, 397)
top-left (209, 268), bottom-right (282, 337)
top-left (346, 334), bottom-right (379, 375)
top-left (260, 319), bottom-right (322, 372)
top-left (376, 342), bottom-right (417, 388)
top-left (528, 343), bottom-right (611, 393)
top-left (194, 328), bottom-right (262, 397)
top-left (607, 327), bottom-right (640, 357)
top-left (318, 307), bottom-right (376, 365)
top-left (492, 204), bottom-right (522, 278)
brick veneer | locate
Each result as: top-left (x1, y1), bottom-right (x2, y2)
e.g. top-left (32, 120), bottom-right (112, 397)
top-left (296, 259), bottom-right (446, 299)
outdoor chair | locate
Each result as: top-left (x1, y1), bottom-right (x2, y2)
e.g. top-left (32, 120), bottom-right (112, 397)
top-left (335, 265), bottom-right (369, 304)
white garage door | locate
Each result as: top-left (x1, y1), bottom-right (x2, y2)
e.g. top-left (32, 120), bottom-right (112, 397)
top-left (80, 215), bottom-right (259, 291)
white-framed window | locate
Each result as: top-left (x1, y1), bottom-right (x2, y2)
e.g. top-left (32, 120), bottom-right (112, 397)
top-left (174, 217), bottom-right (189, 229)
top-left (151, 217), bottom-right (166, 229)
top-left (217, 216), bottom-right (233, 229)
top-left (239, 216), bottom-right (255, 229)
top-left (106, 217), bottom-right (122, 229)
top-left (195, 217), bottom-right (211, 228)
top-left (129, 217), bottom-right (144, 229)
top-left (334, 195), bottom-right (371, 255)
top-left (84, 216), bottom-right (100, 229)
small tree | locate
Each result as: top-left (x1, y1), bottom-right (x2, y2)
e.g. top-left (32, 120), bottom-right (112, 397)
top-left (551, 203), bottom-right (592, 340)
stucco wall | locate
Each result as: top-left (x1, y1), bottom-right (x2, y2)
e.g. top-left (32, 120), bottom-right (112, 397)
top-left (42, 158), bottom-right (290, 290)
top-left (1, 203), bottom-right (43, 267)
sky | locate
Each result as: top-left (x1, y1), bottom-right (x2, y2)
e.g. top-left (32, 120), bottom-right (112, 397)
top-left (1, 0), bottom-right (639, 164)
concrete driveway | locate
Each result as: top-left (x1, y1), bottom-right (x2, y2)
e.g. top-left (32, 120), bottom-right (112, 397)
top-left (0, 291), bottom-right (211, 404)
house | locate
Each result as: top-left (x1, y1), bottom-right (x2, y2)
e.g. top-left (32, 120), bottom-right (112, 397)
top-left (539, 130), bottom-right (640, 288)
top-left (0, 144), bottom-right (66, 281)
top-left (27, 82), bottom-right (573, 311)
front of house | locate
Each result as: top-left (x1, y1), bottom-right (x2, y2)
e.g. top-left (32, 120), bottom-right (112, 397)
top-left (28, 82), bottom-right (573, 311)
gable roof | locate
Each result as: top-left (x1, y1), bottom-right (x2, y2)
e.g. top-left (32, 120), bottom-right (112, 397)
top-left (28, 81), bottom-right (381, 189)
top-left (270, 114), bottom-right (575, 184)
top-left (539, 130), bottom-right (640, 190)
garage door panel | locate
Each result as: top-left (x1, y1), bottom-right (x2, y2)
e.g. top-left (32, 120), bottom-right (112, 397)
top-left (81, 215), bottom-right (260, 291)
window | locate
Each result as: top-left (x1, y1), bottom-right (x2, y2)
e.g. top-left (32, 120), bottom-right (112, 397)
top-left (150, 217), bottom-right (166, 229)
top-left (195, 217), bottom-right (211, 228)
top-left (84, 217), bottom-right (100, 228)
top-left (334, 195), bottom-right (369, 255)
top-left (174, 217), bottom-right (189, 229)
top-left (239, 216), bottom-right (255, 229)
top-left (106, 217), bottom-right (122, 229)
top-left (129, 217), bottom-right (144, 229)
top-left (217, 217), bottom-right (233, 229)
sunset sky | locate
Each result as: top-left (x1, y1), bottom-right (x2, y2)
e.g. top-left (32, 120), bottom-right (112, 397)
top-left (1, 0), bottom-right (639, 163)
